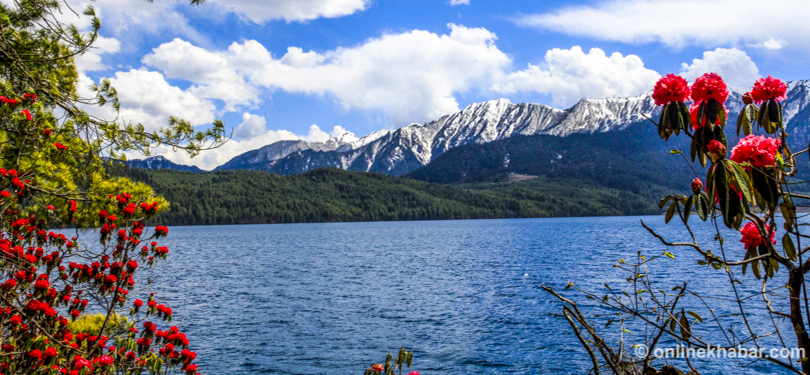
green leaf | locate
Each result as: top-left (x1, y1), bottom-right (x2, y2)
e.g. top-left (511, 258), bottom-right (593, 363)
top-left (686, 311), bottom-right (704, 323)
top-left (768, 100), bottom-right (780, 133)
top-left (695, 194), bottom-right (708, 221)
top-left (784, 233), bottom-right (797, 261)
top-left (658, 103), bottom-right (669, 139)
top-left (664, 252), bottom-right (676, 259)
top-left (729, 161), bottom-right (753, 211)
top-left (752, 259), bottom-right (761, 279)
top-left (683, 195), bottom-right (693, 223)
top-left (781, 201), bottom-right (796, 228)
top-left (659, 195), bottom-right (674, 209)
top-left (665, 201), bottom-right (677, 224)
top-left (714, 163), bottom-right (731, 228)
top-left (680, 101), bottom-right (692, 130)
top-left (680, 311), bottom-right (691, 341)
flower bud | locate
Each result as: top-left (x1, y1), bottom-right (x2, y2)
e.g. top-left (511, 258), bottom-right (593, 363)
top-left (707, 140), bottom-right (726, 162)
top-left (742, 92), bottom-right (753, 105)
top-left (691, 178), bottom-right (702, 194)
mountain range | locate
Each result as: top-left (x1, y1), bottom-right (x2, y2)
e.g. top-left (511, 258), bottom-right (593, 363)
top-left (126, 80), bottom-right (810, 179)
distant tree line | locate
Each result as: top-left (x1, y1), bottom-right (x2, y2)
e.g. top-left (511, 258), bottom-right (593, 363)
top-left (106, 165), bottom-right (662, 226)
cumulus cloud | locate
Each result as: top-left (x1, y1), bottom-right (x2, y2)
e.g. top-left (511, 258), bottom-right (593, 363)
top-left (142, 39), bottom-right (260, 110)
top-left (232, 113), bottom-right (266, 140)
top-left (214, 0), bottom-right (370, 23)
top-left (143, 24), bottom-right (512, 126)
top-left (493, 46), bottom-right (660, 107)
top-left (106, 69), bottom-right (217, 131)
top-left (680, 48), bottom-right (760, 89)
top-left (515, 0), bottom-right (810, 50)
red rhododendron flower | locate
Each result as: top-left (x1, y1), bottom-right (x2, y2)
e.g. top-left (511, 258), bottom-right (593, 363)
top-left (155, 226), bottom-right (168, 237)
top-left (652, 74), bottom-right (690, 106)
top-left (143, 321), bottom-right (157, 333)
top-left (371, 364), bottom-right (384, 372)
top-left (44, 347), bottom-right (57, 358)
top-left (740, 222), bottom-right (776, 250)
top-left (20, 110), bottom-right (32, 121)
top-left (27, 349), bottom-right (42, 359)
top-left (96, 355), bottom-right (113, 366)
top-left (750, 75), bottom-right (787, 104)
top-left (54, 143), bottom-right (67, 151)
top-left (730, 135), bottom-right (782, 170)
top-left (691, 73), bottom-right (729, 104)
top-left (42, 128), bottom-right (52, 137)
top-left (707, 140), bottom-right (726, 161)
top-left (407, 372), bottom-right (420, 375)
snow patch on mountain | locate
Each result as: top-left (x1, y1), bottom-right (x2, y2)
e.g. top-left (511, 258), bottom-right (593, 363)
top-left (218, 80), bottom-right (810, 176)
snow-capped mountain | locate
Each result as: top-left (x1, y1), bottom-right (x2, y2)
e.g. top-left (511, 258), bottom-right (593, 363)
top-left (211, 80), bottom-right (810, 176)
top-left (124, 156), bottom-right (202, 173)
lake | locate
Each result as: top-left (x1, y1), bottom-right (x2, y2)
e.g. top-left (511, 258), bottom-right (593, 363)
top-left (124, 216), bottom-right (802, 375)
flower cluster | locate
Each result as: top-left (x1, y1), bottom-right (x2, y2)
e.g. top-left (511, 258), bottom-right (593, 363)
top-left (729, 135), bottom-right (782, 169)
top-left (652, 74), bottom-right (691, 106)
top-left (690, 73), bottom-right (729, 104)
top-left (750, 75), bottom-right (787, 104)
top-left (0, 188), bottom-right (203, 375)
top-left (740, 222), bottom-right (776, 250)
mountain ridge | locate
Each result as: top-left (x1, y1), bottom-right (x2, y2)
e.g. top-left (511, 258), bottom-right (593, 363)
top-left (127, 80), bottom-right (810, 176)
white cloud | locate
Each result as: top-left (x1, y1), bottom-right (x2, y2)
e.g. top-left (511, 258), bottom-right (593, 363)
top-left (232, 112), bottom-right (267, 140)
top-left (142, 39), bottom-right (259, 111)
top-left (450, 0), bottom-right (470, 5)
top-left (750, 38), bottom-right (787, 50)
top-left (106, 69), bottom-right (216, 131)
top-left (516, 0), bottom-right (810, 50)
top-left (143, 24), bottom-right (512, 126)
top-left (330, 125), bottom-right (354, 138)
top-left (680, 48), bottom-right (760, 90)
top-left (493, 46), bottom-right (660, 107)
top-left (213, 0), bottom-right (369, 23)
top-left (79, 0), bottom-right (206, 48)
top-left (74, 36), bottom-right (121, 73)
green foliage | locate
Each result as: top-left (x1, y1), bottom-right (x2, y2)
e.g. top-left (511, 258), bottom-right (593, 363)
top-left (68, 313), bottom-right (132, 336)
top-left (106, 165), bottom-right (662, 225)
top-left (0, 0), bottom-right (223, 227)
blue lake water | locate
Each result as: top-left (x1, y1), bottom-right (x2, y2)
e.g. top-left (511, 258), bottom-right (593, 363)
top-left (122, 216), bottom-right (805, 375)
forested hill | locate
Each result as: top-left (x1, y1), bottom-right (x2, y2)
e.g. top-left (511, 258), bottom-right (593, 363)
top-left (106, 165), bottom-right (663, 226)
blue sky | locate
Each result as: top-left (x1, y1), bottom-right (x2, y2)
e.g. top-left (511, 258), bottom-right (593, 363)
top-left (59, 0), bottom-right (810, 169)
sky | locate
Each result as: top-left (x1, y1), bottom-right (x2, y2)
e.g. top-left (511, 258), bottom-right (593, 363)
top-left (46, 0), bottom-right (810, 169)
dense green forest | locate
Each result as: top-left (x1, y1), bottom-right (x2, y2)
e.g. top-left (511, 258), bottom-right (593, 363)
top-left (107, 165), bottom-right (666, 226)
